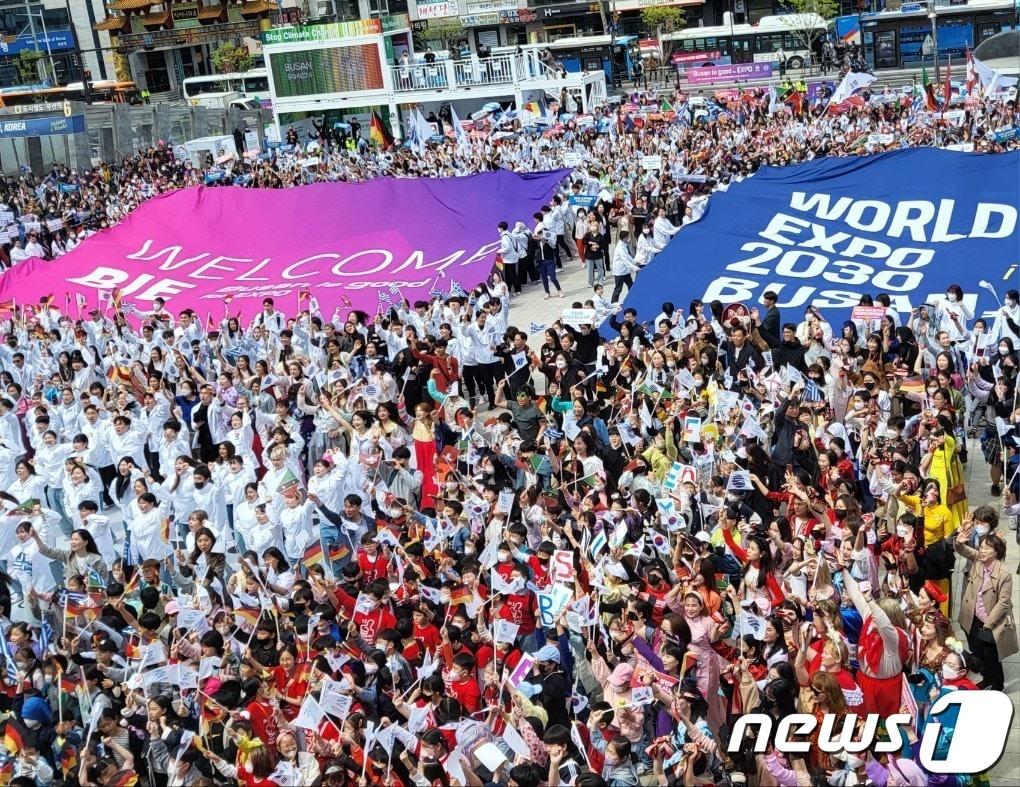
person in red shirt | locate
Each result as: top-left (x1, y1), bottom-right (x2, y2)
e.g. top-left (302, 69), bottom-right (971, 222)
top-left (242, 677), bottom-right (283, 753)
top-left (446, 651), bottom-right (482, 713)
top-left (411, 605), bottom-right (443, 654)
top-left (526, 541), bottom-right (556, 588)
top-left (495, 563), bottom-right (538, 637)
top-left (356, 534), bottom-right (390, 583)
top-left (271, 645), bottom-right (309, 722)
top-left (332, 580), bottom-right (397, 647)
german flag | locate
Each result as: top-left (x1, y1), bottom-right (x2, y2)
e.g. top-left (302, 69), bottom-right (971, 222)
top-left (234, 606), bottom-right (261, 630)
top-left (64, 598), bottom-right (88, 618)
top-left (160, 517), bottom-right (171, 543)
top-left (449, 584), bottom-right (473, 607)
top-left (328, 543), bottom-right (350, 563)
top-left (302, 541), bottom-right (325, 570)
top-left (3, 720), bottom-right (24, 755)
top-left (107, 771), bottom-right (139, 787)
top-left (370, 111), bottom-right (394, 149)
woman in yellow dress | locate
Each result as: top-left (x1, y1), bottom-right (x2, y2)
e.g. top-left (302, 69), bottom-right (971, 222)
top-left (897, 475), bottom-right (956, 615)
top-left (920, 426), bottom-right (967, 529)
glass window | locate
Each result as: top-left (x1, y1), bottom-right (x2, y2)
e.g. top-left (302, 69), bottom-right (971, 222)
top-left (243, 75), bottom-right (269, 93)
top-left (755, 33), bottom-right (783, 52)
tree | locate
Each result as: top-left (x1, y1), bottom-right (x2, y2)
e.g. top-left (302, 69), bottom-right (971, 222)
top-left (424, 18), bottom-right (465, 52)
top-left (15, 50), bottom-right (42, 85)
top-left (779, 0), bottom-right (837, 66)
top-left (641, 6), bottom-right (686, 61)
top-left (210, 42), bottom-right (253, 74)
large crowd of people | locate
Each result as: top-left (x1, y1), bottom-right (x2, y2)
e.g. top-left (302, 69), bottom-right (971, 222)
top-left (0, 79), bottom-right (1013, 787)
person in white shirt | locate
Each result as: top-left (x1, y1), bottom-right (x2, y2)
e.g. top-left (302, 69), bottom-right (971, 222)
top-left (610, 230), bottom-right (641, 303)
top-left (497, 221), bottom-right (522, 296)
top-left (935, 284), bottom-right (974, 343)
top-left (651, 207), bottom-right (680, 249)
top-left (634, 224), bottom-right (658, 266)
top-left (8, 239), bottom-right (31, 266)
top-left (252, 297), bottom-right (285, 335)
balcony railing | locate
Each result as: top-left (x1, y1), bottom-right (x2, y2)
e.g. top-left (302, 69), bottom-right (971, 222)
top-left (388, 51), bottom-right (561, 93)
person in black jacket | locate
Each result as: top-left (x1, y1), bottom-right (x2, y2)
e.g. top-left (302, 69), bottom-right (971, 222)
top-left (770, 323), bottom-right (809, 375)
top-left (759, 290), bottom-right (781, 346)
top-left (720, 322), bottom-right (763, 382)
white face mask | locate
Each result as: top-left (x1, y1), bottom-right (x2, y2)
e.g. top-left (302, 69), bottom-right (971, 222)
top-left (942, 664), bottom-right (961, 680)
top-left (896, 525), bottom-right (910, 539)
top-left (974, 524), bottom-right (990, 537)
top-left (946, 293), bottom-right (957, 303)
top-left (846, 754), bottom-right (866, 769)
top-left (555, 359), bottom-right (567, 369)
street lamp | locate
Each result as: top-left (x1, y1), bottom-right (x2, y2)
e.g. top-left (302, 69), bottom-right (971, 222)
top-left (927, 6), bottom-right (939, 83)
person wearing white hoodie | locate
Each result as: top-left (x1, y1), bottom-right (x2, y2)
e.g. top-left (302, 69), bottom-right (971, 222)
top-left (610, 231), bottom-right (641, 303)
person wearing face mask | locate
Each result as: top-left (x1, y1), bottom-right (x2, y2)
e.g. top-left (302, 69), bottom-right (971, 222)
top-left (896, 477), bottom-right (955, 614)
top-left (879, 512), bottom-right (921, 583)
top-left (991, 287), bottom-right (1020, 345)
top-left (937, 284), bottom-right (973, 343)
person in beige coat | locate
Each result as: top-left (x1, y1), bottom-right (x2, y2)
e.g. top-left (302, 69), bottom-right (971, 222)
top-left (954, 523), bottom-right (1018, 691)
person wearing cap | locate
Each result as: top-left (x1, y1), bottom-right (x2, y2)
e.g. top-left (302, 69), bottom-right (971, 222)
top-left (495, 381), bottom-right (542, 444)
top-left (530, 641), bottom-right (570, 727)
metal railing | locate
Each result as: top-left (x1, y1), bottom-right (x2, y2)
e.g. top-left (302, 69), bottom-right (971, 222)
top-left (388, 51), bottom-right (572, 93)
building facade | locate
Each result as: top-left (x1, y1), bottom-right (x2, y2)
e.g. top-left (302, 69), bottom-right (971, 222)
top-left (94, 0), bottom-right (291, 97)
top-left (0, 0), bottom-right (116, 87)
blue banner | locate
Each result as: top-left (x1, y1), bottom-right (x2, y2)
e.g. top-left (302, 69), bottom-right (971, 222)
top-left (618, 149), bottom-right (1019, 328)
top-left (0, 114), bottom-right (85, 138)
top-left (0, 29), bottom-right (74, 56)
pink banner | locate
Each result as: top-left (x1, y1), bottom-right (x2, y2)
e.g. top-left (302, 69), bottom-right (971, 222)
top-left (685, 62), bottom-right (774, 85)
top-left (0, 169), bottom-right (568, 319)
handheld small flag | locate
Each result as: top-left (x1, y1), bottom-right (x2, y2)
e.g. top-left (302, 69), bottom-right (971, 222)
top-left (530, 322), bottom-right (546, 335)
top-left (802, 379), bottom-right (824, 403)
top-left (449, 281), bottom-right (468, 299)
top-left (328, 543), bottom-right (351, 563)
top-left (276, 469), bottom-right (300, 496)
top-left (370, 111), bottom-right (394, 149)
top-left (2, 721), bottom-right (25, 755)
top-left (303, 541), bottom-right (326, 569)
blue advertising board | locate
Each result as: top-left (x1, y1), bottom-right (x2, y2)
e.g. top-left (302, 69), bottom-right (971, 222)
top-left (0, 114), bottom-right (85, 139)
top-left (0, 29), bottom-right (75, 56)
top-left (616, 149), bottom-right (1020, 329)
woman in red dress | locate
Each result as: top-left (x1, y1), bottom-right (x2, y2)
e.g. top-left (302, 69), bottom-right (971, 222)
top-left (271, 645), bottom-right (309, 722)
top-left (410, 400), bottom-right (439, 510)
